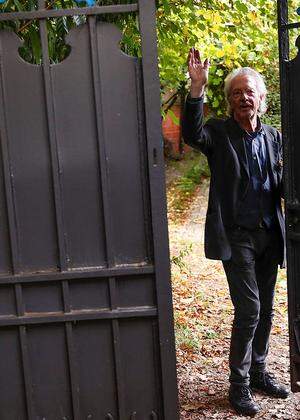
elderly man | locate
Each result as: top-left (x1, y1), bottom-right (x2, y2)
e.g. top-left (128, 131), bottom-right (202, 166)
top-left (182, 48), bottom-right (289, 416)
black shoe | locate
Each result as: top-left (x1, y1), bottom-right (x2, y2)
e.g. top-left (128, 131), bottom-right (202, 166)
top-left (229, 384), bottom-right (260, 416)
top-left (250, 371), bottom-right (289, 399)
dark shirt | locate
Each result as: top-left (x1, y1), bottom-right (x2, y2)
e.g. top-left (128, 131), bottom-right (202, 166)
top-left (236, 127), bottom-right (277, 229)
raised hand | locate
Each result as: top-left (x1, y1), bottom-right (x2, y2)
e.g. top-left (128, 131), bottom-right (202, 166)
top-left (188, 47), bottom-right (210, 98)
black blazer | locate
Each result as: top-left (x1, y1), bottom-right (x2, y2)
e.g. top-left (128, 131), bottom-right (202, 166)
top-left (182, 96), bottom-right (285, 267)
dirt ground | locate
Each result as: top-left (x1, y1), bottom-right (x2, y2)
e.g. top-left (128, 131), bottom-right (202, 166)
top-left (167, 175), bottom-right (300, 419)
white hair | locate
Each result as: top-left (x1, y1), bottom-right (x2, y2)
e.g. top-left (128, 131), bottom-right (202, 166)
top-left (224, 67), bottom-right (268, 115)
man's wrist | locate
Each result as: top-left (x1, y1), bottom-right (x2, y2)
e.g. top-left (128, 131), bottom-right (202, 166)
top-left (190, 83), bottom-right (205, 98)
top-left (187, 94), bottom-right (203, 103)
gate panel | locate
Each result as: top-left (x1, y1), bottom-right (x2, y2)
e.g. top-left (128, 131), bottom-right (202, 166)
top-left (95, 23), bottom-right (150, 265)
top-left (27, 325), bottom-right (73, 418)
top-left (51, 22), bottom-right (150, 268)
top-left (0, 327), bottom-right (27, 419)
top-left (278, 0), bottom-right (300, 391)
top-left (0, 31), bottom-right (59, 272)
top-left (51, 24), bottom-right (107, 269)
top-left (119, 319), bottom-right (161, 417)
top-left (73, 321), bottom-right (118, 418)
top-left (0, 1), bottom-right (179, 418)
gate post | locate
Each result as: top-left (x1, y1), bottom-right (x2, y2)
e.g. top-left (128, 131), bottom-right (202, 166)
top-left (138, 0), bottom-right (179, 418)
top-left (278, 0), bottom-right (300, 392)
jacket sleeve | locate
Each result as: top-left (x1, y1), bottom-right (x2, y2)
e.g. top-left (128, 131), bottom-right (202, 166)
top-left (182, 95), bottom-right (214, 157)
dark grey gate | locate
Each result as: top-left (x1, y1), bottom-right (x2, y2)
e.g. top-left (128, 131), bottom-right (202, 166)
top-left (0, 1), bottom-right (179, 418)
top-left (278, 0), bottom-right (300, 393)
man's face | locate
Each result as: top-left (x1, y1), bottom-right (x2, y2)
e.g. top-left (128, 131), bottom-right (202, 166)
top-left (228, 75), bottom-right (264, 122)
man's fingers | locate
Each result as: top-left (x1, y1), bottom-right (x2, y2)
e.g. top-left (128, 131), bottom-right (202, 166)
top-left (187, 47), bottom-right (210, 73)
top-left (187, 49), bottom-right (193, 67)
top-left (193, 48), bottom-right (210, 68)
top-left (195, 49), bottom-right (202, 65)
top-left (204, 58), bottom-right (210, 69)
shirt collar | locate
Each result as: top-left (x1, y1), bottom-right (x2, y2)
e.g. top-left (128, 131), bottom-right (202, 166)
top-left (244, 118), bottom-right (264, 141)
top-left (226, 116), bottom-right (266, 143)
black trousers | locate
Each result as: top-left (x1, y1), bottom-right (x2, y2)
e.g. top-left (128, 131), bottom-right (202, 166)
top-left (222, 225), bottom-right (282, 386)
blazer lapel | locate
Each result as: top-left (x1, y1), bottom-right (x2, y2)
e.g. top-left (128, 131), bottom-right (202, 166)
top-left (225, 117), bottom-right (250, 181)
top-left (263, 125), bottom-right (279, 189)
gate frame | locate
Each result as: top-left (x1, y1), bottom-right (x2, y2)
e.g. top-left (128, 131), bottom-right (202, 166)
top-left (278, 0), bottom-right (300, 392)
top-left (0, 0), bottom-right (179, 417)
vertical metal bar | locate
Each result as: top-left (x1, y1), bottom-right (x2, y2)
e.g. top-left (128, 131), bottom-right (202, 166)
top-left (135, 59), bottom-right (153, 261)
top-left (0, 37), bottom-right (20, 274)
top-left (152, 321), bottom-right (163, 417)
top-left (112, 320), bottom-right (126, 419)
top-left (278, 0), bottom-right (291, 196)
top-left (38, 0), bottom-right (68, 271)
top-left (109, 277), bottom-right (126, 418)
top-left (88, 16), bottom-right (115, 268)
top-left (277, 0), bottom-right (299, 392)
top-left (19, 326), bottom-right (35, 420)
top-left (62, 278), bottom-right (80, 418)
top-left (138, 0), bottom-right (179, 418)
top-left (15, 288), bottom-right (35, 420)
top-left (62, 280), bottom-right (71, 313)
top-left (65, 322), bottom-right (81, 420)
top-left (109, 277), bottom-right (118, 310)
top-left (15, 284), bottom-right (24, 315)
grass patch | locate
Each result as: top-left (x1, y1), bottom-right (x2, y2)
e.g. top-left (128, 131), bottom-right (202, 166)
top-left (176, 159), bottom-right (209, 192)
top-left (175, 322), bottom-right (200, 352)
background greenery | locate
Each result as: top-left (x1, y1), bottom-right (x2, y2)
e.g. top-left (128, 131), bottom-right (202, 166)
top-left (0, 0), bottom-right (299, 128)
top-left (158, 0), bottom-right (298, 128)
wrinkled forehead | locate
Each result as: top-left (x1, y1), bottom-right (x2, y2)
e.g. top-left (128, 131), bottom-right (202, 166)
top-left (230, 75), bottom-right (258, 93)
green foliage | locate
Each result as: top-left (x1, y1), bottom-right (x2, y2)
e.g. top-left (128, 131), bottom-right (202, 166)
top-left (176, 155), bottom-right (210, 193)
top-left (1, 0), bottom-right (298, 126)
top-left (0, 1), bottom-right (78, 63)
top-left (158, 0), bottom-right (298, 126)
top-left (0, 1), bottom-right (139, 63)
top-left (261, 68), bottom-right (282, 130)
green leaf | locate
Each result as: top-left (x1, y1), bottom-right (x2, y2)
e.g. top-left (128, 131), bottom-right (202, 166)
top-left (236, 1), bottom-right (248, 13)
top-left (29, 28), bottom-right (41, 64)
top-left (161, 0), bottom-right (171, 15)
top-left (13, 0), bottom-right (23, 11)
top-left (167, 109), bottom-right (180, 126)
top-left (212, 98), bottom-right (219, 108)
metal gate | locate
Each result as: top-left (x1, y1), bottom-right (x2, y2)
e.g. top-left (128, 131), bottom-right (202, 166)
top-left (278, 0), bottom-right (300, 393)
top-left (0, 1), bottom-right (179, 418)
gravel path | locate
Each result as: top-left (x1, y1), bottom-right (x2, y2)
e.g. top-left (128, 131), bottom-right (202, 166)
top-left (168, 177), bottom-right (300, 419)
